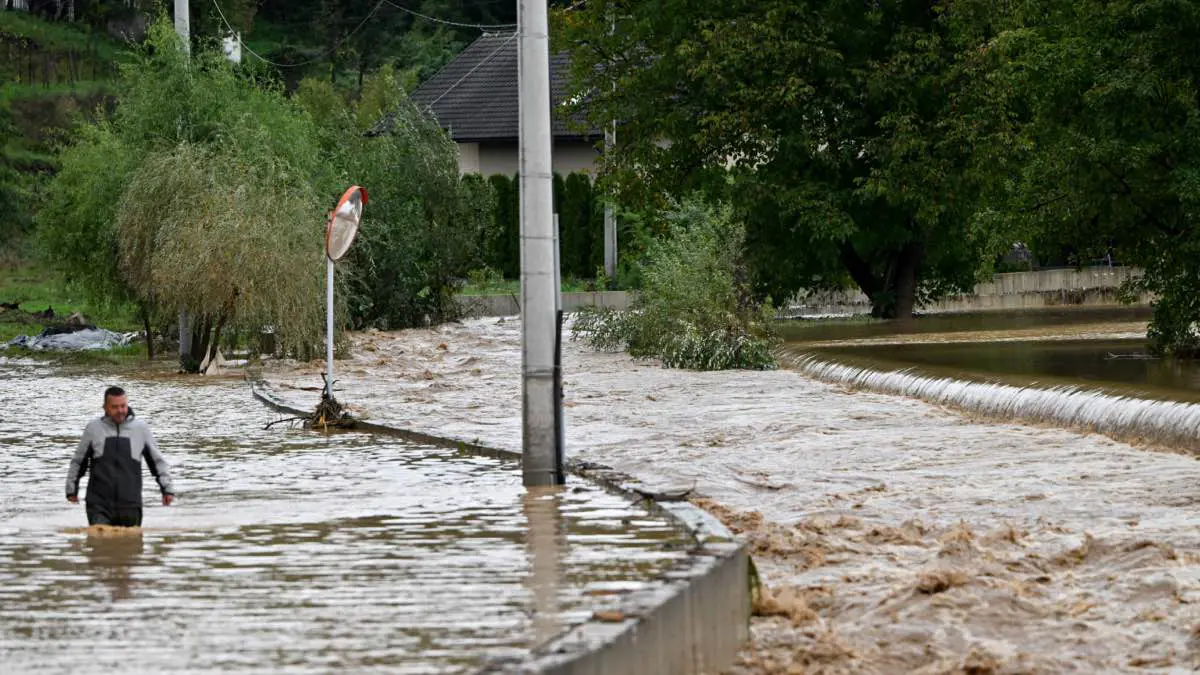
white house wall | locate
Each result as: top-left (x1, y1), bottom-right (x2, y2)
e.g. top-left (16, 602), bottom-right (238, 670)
top-left (553, 141), bottom-right (601, 175)
top-left (458, 140), bottom-right (600, 177)
top-left (457, 142), bottom-right (482, 174)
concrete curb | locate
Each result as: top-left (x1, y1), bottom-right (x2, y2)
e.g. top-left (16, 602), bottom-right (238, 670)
top-left (249, 381), bottom-right (751, 675)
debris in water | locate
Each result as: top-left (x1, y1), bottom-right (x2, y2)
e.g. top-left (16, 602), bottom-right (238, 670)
top-left (62, 525), bottom-right (144, 538)
top-left (309, 393), bottom-right (356, 430)
top-left (916, 567), bottom-right (971, 594)
top-left (752, 585), bottom-right (818, 625)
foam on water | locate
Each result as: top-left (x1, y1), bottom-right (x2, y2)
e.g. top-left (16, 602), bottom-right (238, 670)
top-left (781, 351), bottom-right (1200, 450)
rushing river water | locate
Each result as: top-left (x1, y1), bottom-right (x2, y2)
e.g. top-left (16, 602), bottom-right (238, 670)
top-left (0, 359), bottom-right (693, 674)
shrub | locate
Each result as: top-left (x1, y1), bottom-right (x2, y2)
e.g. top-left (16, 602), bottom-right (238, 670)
top-left (572, 197), bottom-right (777, 370)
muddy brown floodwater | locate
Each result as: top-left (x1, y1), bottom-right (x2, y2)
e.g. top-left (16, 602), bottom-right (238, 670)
top-left (259, 316), bottom-right (1200, 674)
top-left (0, 358), bottom-right (694, 674)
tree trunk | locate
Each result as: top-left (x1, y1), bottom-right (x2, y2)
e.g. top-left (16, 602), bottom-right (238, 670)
top-left (838, 240), bottom-right (924, 320)
top-left (838, 242), bottom-right (883, 301)
top-left (141, 308), bottom-right (155, 360)
top-left (206, 311), bottom-right (229, 369)
top-left (184, 316), bottom-right (212, 372)
top-left (66, 0), bottom-right (73, 23)
top-left (891, 241), bottom-right (924, 321)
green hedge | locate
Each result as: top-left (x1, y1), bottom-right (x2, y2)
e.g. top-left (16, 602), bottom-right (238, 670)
top-left (484, 172), bottom-right (603, 280)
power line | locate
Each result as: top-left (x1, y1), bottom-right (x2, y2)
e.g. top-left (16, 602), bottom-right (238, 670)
top-left (428, 32), bottom-right (518, 107)
top-left (210, 0), bottom-right (386, 68)
top-left (382, 0), bottom-right (517, 30)
top-left (422, 1), bottom-right (590, 110)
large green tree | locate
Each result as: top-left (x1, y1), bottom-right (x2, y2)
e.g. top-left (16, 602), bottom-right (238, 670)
top-left (954, 0), bottom-right (1200, 356)
top-left (560, 0), bottom-right (1010, 317)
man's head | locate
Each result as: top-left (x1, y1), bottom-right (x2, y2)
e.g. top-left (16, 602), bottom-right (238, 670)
top-left (103, 386), bottom-right (128, 424)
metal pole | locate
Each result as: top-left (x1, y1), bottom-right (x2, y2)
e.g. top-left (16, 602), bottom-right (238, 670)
top-left (519, 0), bottom-right (564, 486)
top-left (553, 213), bottom-right (562, 314)
top-left (175, 0), bottom-right (189, 369)
top-left (602, 14), bottom-right (617, 283)
top-left (325, 256), bottom-right (335, 399)
top-left (603, 123), bottom-right (617, 282)
top-left (553, 214), bottom-right (565, 478)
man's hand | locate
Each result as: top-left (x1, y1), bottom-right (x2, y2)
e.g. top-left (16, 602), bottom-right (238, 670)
top-left (162, 494), bottom-right (175, 506)
top-left (67, 495), bottom-right (78, 504)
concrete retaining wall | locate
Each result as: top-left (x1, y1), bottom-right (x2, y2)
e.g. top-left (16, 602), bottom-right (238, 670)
top-left (460, 292), bottom-right (631, 318)
top-left (461, 268), bottom-right (1146, 320)
top-left (780, 267), bottom-right (1149, 318)
top-left (249, 383), bottom-right (751, 675)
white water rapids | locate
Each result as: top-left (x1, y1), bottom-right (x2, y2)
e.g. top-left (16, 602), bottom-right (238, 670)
top-left (782, 352), bottom-right (1200, 450)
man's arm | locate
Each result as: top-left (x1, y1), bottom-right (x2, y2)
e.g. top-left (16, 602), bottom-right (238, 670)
top-left (65, 430), bottom-right (92, 503)
top-left (141, 425), bottom-right (175, 505)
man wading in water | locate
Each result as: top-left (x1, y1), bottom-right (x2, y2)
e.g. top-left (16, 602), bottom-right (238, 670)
top-left (66, 386), bottom-right (175, 526)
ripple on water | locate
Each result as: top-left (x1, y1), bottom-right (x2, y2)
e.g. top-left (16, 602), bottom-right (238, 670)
top-left (0, 364), bottom-right (693, 674)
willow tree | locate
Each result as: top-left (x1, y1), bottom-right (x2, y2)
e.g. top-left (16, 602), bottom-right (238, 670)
top-left (117, 144), bottom-right (325, 366)
top-left (40, 17), bottom-right (327, 368)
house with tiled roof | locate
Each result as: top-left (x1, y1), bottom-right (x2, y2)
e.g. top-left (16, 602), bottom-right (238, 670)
top-left (407, 32), bottom-right (601, 176)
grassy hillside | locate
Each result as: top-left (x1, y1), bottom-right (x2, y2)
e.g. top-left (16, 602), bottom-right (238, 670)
top-left (1, 10), bottom-right (123, 243)
top-left (0, 257), bottom-right (139, 343)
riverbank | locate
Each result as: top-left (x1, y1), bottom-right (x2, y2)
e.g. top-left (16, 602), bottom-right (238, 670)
top-left (258, 317), bottom-right (1200, 673)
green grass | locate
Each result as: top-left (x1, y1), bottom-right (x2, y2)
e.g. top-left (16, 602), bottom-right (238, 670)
top-left (2, 145), bottom-right (57, 169)
top-left (0, 256), bottom-right (139, 343)
top-left (0, 80), bottom-right (112, 103)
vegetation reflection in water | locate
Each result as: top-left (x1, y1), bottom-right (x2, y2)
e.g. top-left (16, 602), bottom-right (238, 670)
top-left (0, 363), bottom-right (692, 674)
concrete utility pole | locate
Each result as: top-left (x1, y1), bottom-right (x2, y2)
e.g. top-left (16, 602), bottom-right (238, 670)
top-left (174, 0), bottom-right (189, 55)
top-left (519, 0), bottom-right (565, 487)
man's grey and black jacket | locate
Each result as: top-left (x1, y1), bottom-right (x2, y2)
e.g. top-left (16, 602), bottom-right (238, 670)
top-left (66, 409), bottom-right (174, 527)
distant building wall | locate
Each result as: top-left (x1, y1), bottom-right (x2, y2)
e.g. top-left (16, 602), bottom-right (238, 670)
top-left (457, 142), bottom-right (481, 174)
top-left (457, 139), bottom-right (599, 177)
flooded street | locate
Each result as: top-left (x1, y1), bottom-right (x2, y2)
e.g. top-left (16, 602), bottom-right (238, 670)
top-left (0, 359), bottom-right (693, 674)
top-left (259, 317), bottom-right (1200, 673)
